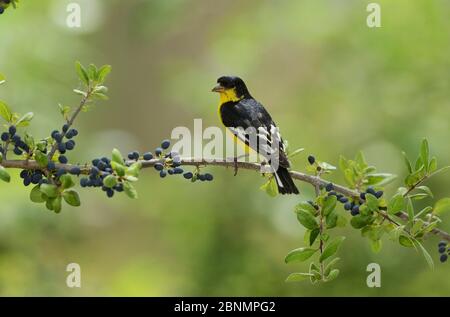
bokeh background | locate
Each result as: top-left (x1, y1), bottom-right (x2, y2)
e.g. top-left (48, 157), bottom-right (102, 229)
top-left (0, 0), bottom-right (449, 296)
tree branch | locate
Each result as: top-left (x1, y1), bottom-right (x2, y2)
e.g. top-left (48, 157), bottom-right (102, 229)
top-left (1, 157), bottom-right (449, 242)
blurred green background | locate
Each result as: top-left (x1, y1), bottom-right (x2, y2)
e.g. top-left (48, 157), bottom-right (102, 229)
top-left (0, 0), bottom-right (449, 296)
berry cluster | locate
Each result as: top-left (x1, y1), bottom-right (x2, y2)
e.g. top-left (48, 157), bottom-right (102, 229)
top-left (51, 124), bottom-right (78, 163)
top-left (438, 241), bottom-right (449, 263)
top-left (79, 156), bottom-right (122, 198)
top-left (183, 170), bottom-right (213, 182)
top-left (1, 125), bottom-right (30, 155)
top-left (19, 169), bottom-right (47, 186)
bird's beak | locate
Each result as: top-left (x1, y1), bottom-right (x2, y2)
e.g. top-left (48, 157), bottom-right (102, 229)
top-left (211, 84), bottom-right (225, 93)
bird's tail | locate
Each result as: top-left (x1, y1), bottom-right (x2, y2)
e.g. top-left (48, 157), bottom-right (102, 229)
top-left (274, 166), bottom-right (299, 195)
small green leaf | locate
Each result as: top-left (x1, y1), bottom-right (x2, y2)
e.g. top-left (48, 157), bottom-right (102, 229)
top-left (319, 236), bottom-right (345, 263)
top-left (366, 173), bottom-right (397, 186)
top-left (15, 112), bottom-right (34, 127)
top-left (434, 198), bottom-right (450, 215)
top-left (324, 257), bottom-right (340, 276)
top-left (285, 273), bottom-right (314, 283)
top-left (428, 157), bottom-right (437, 173)
top-left (412, 239), bottom-right (434, 270)
top-left (417, 185), bottom-right (433, 198)
top-left (60, 174), bottom-right (75, 189)
top-left (285, 248), bottom-right (318, 263)
top-left (420, 138), bottom-right (429, 172)
top-left (34, 151), bottom-right (48, 168)
top-left (288, 147), bottom-right (304, 159)
top-left (324, 269), bottom-right (340, 282)
top-left (0, 166), bottom-right (11, 182)
top-left (260, 177), bottom-right (278, 197)
top-left (350, 214), bottom-right (373, 229)
top-left (326, 211), bottom-right (338, 229)
top-left (414, 206), bottom-right (433, 219)
top-left (87, 64), bottom-right (98, 81)
top-left (0, 73), bottom-right (5, 85)
top-left (126, 161), bottom-right (142, 177)
top-left (75, 61), bottom-right (89, 85)
top-left (322, 195), bottom-right (337, 216)
top-left (103, 175), bottom-right (118, 188)
top-left (406, 197), bottom-right (414, 221)
top-left (40, 184), bottom-right (58, 198)
top-left (309, 228), bottom-right (320, 246)
top-left (62, 190), bottom-right (81, 207)
top-left (52, 196), bottom-right (62, 213)
top-left (365, 193), bottom-right (379, 211)
top-left (297, 210), bottom-right (319, 230)
top-left (370, 239), bottom-right (382, 253)
top-left (111, 161), bottom-right (126, 177)
top-left (402, 151), bottom-right (413, 174)
top-left (388, 194), bottom-right (405, 215)
top-left (318, 161), bottom-right (336, 171)
top-left (97, 65), bottom-right (112, 83)
top-left (30, 185), bottom-right (45, 203)
top-left (399, 235), bottom-right (414, 248)
top-left (123, 182), bottom-right (138, 199)
top-left (295, 201), bottom-right (317, 215)
top-left (111, 148), bottom-right (124, 164)
top-left (0, 100), bottom-right (12, 123)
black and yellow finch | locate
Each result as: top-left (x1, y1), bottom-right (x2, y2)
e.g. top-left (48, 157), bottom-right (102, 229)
top-left (212, 76), bottom-right (299, 195)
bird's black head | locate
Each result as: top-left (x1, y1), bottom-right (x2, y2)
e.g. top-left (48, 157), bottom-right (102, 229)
top-left (212, 76), bottom-right (252, 100)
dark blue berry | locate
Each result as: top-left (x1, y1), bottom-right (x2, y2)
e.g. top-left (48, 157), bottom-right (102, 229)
top-left (439, 246), bottom-right (446, 254)
top-left (440, 254), bottom-right (448, 263)
top-left (308, 155), bottom-right (315, 165)
top-left (344, 202), bottom-right (352, 210)
top-left (56, 169), bottom-right (66, 177)
top-left (20, 170), bottom-right (29, 179)
top-left (92, 158), bottom-right (100, 166)
top-left (114, 184), bottom-right (123, 192)
top-left (97, 161), bottom-right (107, 170)
top-left (198, 174), bottom-right (206, 181)
top-left (8, 125), bottom-right (16, 135)
top-left (11, 135), bottom-right (20, 143)
top-left (62, 124), bottom-right (69, 132)
top-left (375, 191), bottom-right (383, 198)
top-left (154, 163), bottom-right (164, 171)
top-left (58, 155), bottom-right (68, 164)
top-left (47, 162), bottom-right (56, 171)
top-left (69, 166), bottom-right (81, 175)
top-left (351, 205), bottom-right (360, 216)
top-left (438, 241), bottom-right (447, 248)
top-left (360, 192), bottom-right (366, 200)
top-left (325, 183), bottom-right (334, 192)
top-left (183, 172), bottom-right (193, 179)
top-left (51, 130), bottom-right (59, 138)
top-left (106, 189), bottom-right (114, 198)
top-left (101, 157), bottom-right (110, 164)
top-left (328, 191), bottom-right (337, 196)
top-left (58, 142), bottom-right (66, 152)
top-left (90, 166), bottom-right (100, 176)
top-left (13, 147), bottom-right (23, 155)
top-left (0, 8), bottom-right (4, 14)
top-left (366, 187), bottom-right (376, 195)
top-left (66, 140), bottom-right (75, 150)
top-left (53, 133), bottom-right (63, 143)
top-left (173, 167), bottom-right (184, 174)
top-left (160, 170), bottom-right (167, 178)
top-left (1, 132), bottom-right (9, 141)
top-left (143, 152), bottom-right (153, 161)
top-left (161, 140), bottom-right (170, 150)
top-left (205, 173), bottom-right (213, 181)
top-left (168, 168), bottom-right (174, 175)
top-left (23, 177), bottom-right (31, 186)
top-left (80, 178), bottom-right (88, 187)
top-left (339, 196), bottom-right (348, 203)
top-left (155, 147), bottom-right (163, 156)
top-left (31, 173), bottom-right (42, 184)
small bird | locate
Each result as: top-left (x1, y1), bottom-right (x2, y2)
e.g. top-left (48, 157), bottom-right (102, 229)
top-left (212, 76), bottom-right (299, 195)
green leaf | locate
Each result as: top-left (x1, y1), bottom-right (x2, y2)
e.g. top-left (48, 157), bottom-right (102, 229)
top-left (402, 151), bottom-right (413, 174)
top-left (123, 182), bottom-right (138, 199)
top-left (339, 155), bottom-right (349, 171)
top-left (111, 148), bottom-right (124, 164)
top-left (322, 195), bottom-right (337, 216)
top-left (97, 65), bottom-right (112, 83)
top-left (15, 112), bottom-right (34, 127)
top-left (399, 235), bottom-right (414, 248)
top-left (415, 206), bottom-right (433, 219)
top-left (326, 211), bottom-right (338, 229)
top-left (62, 190), bottom-right (81, 207)
top-left (343, 169), bottom-right (355, 187)
top-left (324, 257), bottom-right (340, 276)
top-left (0, 73), bottom-right (5, 85)
top-left (34, 151), bottom-right (48, 168)
top-left (318, 161), bottom-right (336, 171)
top-left (285, 273), bottom-right (314, 283)
top-left (434, 198), bottom-right (450, 215)
top-left (417, 185), bottom-right (433, 198)
top-left (111, 161), bottom-right (126, 177)
top-left (297, 210), bottom-right (319, 230)
top-left (319, 236), bottom-right (345, 263)
top-left (324, 269), bottom-right (339, 282)
top-left (260, 177), bottom-right (278, 197)
top-left (30, 185), bottom-right (45, 203)
top-left (52, 196), bottom-right (62, 213)
top-left (40, 184), bottom-right (58, 198)
top-left (388, 194), bottom-right (405, 215)
top-left (0, 100), bottom-right (12, 123)
top-left (365, 193), bottom-right (379, 211)
top-left (370, 239), bottom-right (382, 253)
top-left (73, 89), bottom-right (87, 97)
top-left (295, 201), bottom-right (317, 215)
top-left (406, 197), bottom-right (414, 221)
top-left (355, 151), bottom-right (368, 169)
top-left (285, 248), bottom-right (318, 263)
top-left (429, 157), bottom-right (437, 173)
top-left (350, 214), bottom-right (373, 229)
top-left (0, 166), bottom-right (11, 182)
top-left (412, 239), bottom-right (434, 270)
top-left (103, 175), bottom-right (118, 188)
top-left (366, 173), bottom-right (397, 186)
top-left (126, 161), bottom-right (142, 177)
top-left (420, 138), bottom-right (429, 172)
top-left (75, 61), bottom-right (89, 85)
top-left (60, 174), bottom-right (75, 189)
top-left (309, 228), bottom-right (320, 246)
